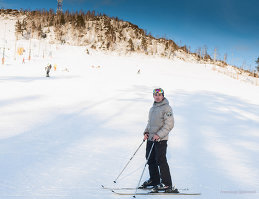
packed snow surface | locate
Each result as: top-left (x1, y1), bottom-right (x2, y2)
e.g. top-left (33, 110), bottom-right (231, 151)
top-left (0, 45), bottom-right (259, 199)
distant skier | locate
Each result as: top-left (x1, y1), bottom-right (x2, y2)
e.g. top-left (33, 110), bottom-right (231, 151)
top-left (140, 88), bottom-right (179, 193)
top-left (45, 64), bottom-right (52, 77)
top-left (54, 64), bottom-right (57, 71)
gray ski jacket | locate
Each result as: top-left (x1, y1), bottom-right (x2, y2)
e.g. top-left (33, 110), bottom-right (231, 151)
top-left (144, 98), bottom-right (174, 141)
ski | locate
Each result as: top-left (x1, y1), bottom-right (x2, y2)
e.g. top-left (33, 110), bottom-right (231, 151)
top-left (101, 185), bottom-right (152, 190)
top-left (111, 190), bottom-right (201, 195)
top-left (101, 185), bottom-right (189, 191)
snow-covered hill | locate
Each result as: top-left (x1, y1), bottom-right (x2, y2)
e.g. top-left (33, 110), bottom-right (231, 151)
top-left (1, 43), bottom-right (259, 199)
top-left (1, 10), bottom-right (258, 88)
top-left (1, 11), bottom-right (259, 199)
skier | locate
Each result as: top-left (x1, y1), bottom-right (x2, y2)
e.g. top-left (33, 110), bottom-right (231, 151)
top-left (140, 88), bottom-right (179, 193)
top-left (54, 64), bottom-right (57, 71)
top-left (45, 64), bottom-right (52, 77)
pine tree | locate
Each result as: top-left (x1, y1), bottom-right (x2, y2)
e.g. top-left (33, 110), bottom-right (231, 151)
top-left (21, 19), bottom-right (27, 31)
top-left (49, 16), bottom-right (54, 27)
top-left (76, 14), bottom-right (85, 28)
top-left (60, 13), bottom-right (66, 25)
top-left (15, 20), bottom-right (22, 36)
top-left (37, 24), bottom-right (42, 38)
top-left (128, 38), bottom-right (134, 51)
top-left (31, 21), bottom-right (36, 32)
top-left (141, 37), bottom-right (147, 52)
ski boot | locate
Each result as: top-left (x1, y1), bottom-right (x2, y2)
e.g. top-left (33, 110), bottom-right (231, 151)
top-left (139, 179), bottom-right (159, 189)
top-left (165, 186), bottom-right (179, 193)
top-left (150, 183), bottom-right (179, 193)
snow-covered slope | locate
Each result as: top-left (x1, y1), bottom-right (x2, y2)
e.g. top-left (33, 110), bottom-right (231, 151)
top-left (1, 11), bottom-right (258, 88)
top-left (1, 11), bottom-right (259, 199)
top-left (0, 44), bottom-right (259, 199)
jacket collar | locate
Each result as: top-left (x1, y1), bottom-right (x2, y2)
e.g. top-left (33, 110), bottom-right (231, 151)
top-left (153, 98), bottom-right (169, 107)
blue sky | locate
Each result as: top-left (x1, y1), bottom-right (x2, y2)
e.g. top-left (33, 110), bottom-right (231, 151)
top-left (1, 0), bottom-right (259, 70)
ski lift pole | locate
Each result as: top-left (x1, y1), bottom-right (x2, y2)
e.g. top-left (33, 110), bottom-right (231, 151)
top-left (113, 139), bottom-right (145, 183)
top-left (133, 141), bottom-right (155, 198)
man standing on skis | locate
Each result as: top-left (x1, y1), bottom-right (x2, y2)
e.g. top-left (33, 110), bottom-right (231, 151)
top-left (141, 88), bottom-right (178, 193)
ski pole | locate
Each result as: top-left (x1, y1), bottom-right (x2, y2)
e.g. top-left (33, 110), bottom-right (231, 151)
top-left (133, 141), bottom-right (155, 198)
top-left (114, 139), bottom-right (146, 183)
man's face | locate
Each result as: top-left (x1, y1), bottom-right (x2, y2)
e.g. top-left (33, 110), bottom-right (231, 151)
top-left (153, 93), bottom-right (164, 103)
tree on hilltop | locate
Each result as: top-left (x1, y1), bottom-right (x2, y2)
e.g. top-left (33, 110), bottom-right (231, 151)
top-left (15, 20), bottom-right (22, 36)
top-left (256, 57), bottom-right (259, 72)
top-left (128, 38), bottom-right (134, 51)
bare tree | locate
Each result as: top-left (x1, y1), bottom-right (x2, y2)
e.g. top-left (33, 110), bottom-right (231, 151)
top-left (213, 48), bottom-right (217, 62)
top-left (256, 57), bottom-right (259, 72)
top-left (202, 45), bottom-right (208, 60)
top-left (224, 53), bottom-right (228, 64)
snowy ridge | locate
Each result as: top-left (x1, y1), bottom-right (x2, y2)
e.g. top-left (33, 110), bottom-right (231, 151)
top-left (1, 11), bottom-right (258, 87)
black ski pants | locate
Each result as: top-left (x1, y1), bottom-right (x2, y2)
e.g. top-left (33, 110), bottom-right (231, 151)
top-left (146, 140), bottom-right (172, 186)
top-left (46, 70), bottom-right (50, 77)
